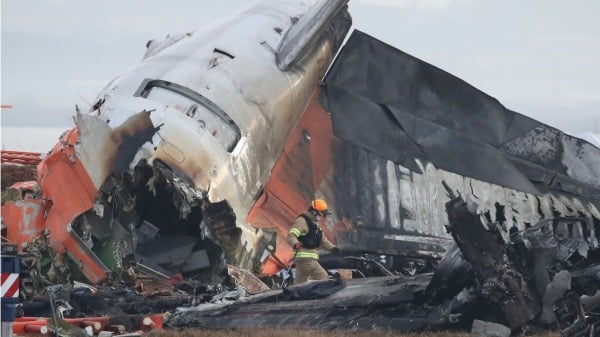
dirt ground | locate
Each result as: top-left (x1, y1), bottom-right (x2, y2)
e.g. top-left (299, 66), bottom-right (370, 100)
top-left (146, 328), bottom-right (560, 337)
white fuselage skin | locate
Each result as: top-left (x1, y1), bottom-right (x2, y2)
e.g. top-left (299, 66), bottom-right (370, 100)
top-left (85, 0), bottom-right (346, 252)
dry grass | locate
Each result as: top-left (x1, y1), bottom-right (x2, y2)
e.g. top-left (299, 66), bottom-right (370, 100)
top-left (147, 328), bottom-right (560, 337)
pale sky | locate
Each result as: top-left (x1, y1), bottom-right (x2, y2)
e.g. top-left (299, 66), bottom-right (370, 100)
top-left (2, 0), bottom-right (600, 136)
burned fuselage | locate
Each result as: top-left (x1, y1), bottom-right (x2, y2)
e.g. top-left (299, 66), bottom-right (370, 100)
top-left (2, 0), bottom-right (352, 287)
top-left (2, 6), bottom-right (599, 333)
top-left (73, 0), bottom-right (352, 280)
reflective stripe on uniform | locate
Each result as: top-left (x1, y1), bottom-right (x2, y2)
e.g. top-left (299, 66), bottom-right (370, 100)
top-left (289, 228), bottom-right (302, 237)
top-left (295, 251), bottom-right (319, 260)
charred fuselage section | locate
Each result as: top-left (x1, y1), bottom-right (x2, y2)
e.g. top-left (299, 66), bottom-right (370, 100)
top-left (169, 191), bottom-right (599, 335)
top-left (3, 2), bottom-right (600, 335)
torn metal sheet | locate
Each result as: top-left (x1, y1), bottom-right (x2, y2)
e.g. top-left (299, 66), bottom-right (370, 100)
top-left (444, 195), bottom-right (539, 329)
top-left (75, 110), bottom-right (156, 190)
top-left (554, 291), bottom-right (600, 337)
top-left (168, 275), bottom-right (458, 332)
top-left (440, 192), bottom-right (599, 333)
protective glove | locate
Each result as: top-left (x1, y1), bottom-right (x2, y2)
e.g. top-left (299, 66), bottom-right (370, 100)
top-left (293, 242), bottom-right (303, 250)
top-left (330, 247), bottom-right (341, 254)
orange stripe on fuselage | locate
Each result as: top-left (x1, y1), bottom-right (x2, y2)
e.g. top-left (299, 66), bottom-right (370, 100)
top-left (247, 89), bottom-right (344, 275)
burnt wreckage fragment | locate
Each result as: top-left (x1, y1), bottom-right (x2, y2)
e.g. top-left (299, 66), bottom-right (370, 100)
top-left (170, 30), bottom-right (600, 334)
top-left (168, 193), bottom-right (598, 334)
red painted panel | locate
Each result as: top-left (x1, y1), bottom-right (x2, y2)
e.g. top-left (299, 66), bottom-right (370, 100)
top-left (3, 198), bottom-right (50, 247)
top-left (248, 91), bottom-right (351, 275)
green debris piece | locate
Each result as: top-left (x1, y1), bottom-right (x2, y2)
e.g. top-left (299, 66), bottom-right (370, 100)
top-left (95, 238), bottom-right (123, 280)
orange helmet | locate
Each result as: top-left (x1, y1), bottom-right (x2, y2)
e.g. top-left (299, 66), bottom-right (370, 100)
top-left (311, 199), bottom-right (328, 212)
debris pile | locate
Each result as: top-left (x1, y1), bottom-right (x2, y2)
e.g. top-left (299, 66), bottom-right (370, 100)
top-left (166, 192), bottom-right (599, 336)
top-left (2, 0), bottom-right (599, 336)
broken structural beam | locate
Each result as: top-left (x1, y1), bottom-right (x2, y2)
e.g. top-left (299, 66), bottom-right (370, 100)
top-left (445, 196), bottom-right (539, 329)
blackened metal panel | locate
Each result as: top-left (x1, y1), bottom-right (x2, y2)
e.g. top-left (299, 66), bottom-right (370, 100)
top-left (322, 30), bottom-right (600, 198)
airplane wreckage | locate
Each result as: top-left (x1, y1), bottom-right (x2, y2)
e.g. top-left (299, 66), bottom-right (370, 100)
top-left (1, 0), bottom-right (599, 335)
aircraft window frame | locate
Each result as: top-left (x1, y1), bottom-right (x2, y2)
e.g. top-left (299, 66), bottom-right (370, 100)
top-left (135, 79), bottom-right (240, 152)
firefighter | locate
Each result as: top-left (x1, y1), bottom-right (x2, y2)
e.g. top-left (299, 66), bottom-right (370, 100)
top-left (286, 199), bottom-right (340, 284)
